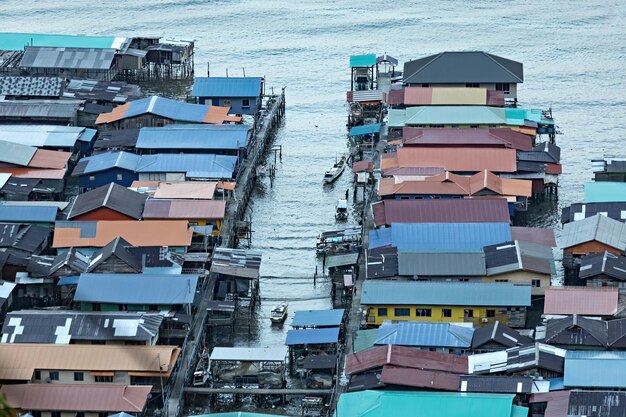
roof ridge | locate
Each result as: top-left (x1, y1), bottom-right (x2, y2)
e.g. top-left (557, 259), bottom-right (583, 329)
top-left (482, 52), bottom-right (524, 83)
top-left (404, 53), bottom-right (443, 84)
top-left (103, 182), bottom-right (115, 207)
top-left (121, 385), bottom-right (144, 412)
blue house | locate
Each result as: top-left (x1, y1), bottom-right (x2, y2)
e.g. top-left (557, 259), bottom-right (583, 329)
top-left (72, 151), bottom-right (140, 189)
top-left (192, 77), bottom-right (263, 116)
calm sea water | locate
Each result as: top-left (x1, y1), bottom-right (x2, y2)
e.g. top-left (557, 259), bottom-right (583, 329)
top-left (3, 1), bottom-right (625, 346)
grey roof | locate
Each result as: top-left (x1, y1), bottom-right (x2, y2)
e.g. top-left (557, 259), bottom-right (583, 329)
top-left (86, 237), bottom-right (142, 273)
top-left (93, 128), bottom-right (140, 151)
top-left (468, 343), bottom-right (566, 375)
top-left (46, 247), bottom-right (90, 276)
top-left (210, 248), bottom-right (262, 279)
top-left (403, 51), bottom-right (523, 84)
top-left (1, 310), bottom-right (163, 344)
top-left (545, 315), bottom-right (608, 347)
top-left (13, 225), bottom-right (49, 252)
top-left (397, 252), bottom-right (486, 276)
top-left (127, 246), bottom-right (184, 269)
top-left (0, 100), bottom-right (80, 120)
top-left (562, 202), bottom-right (626, 224)
top-left (579, 251), bottom-right (626, 281)
top-left (560, 214), bottom-right (626, 251)
top-left (20, 46), bottom-right (116, 70)
top-left (460, 375), bottom-right (534, 393)
top-left (0, 224), bottom-right (20, 247)
top-left (67, 183), bottom-right (147, 220)
top-left (0, 124), bottom-right (89, 148)
top-left (366, 246), bottom-right (398, 279)
top-left (63, 79), bottom-right (141, 103)
top-left (533, 142), bottom-right (561, 163)
top-left (0, 177), bottom-right (39, 197)
top-left (361, 281), bottom-right (531, 307)
top-left (608, 318), bottom-right (626, 348)
top-left (471, 321), bottom-right (533, 349)
top-left (0, 76), bottom-right (65, 97)
top-left (568, 391), bottom-right (626, 417)
top-left (484, 240), bottom-right (554, 276)
top-left (74, 273), bottom-right (198, 305)
top-left (0, 139), bottom-right (36, 166)
top-left (72, 151), bottom-right (141, 176)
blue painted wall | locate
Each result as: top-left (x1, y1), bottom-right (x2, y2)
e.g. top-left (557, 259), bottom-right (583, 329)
top-left (197, 97), bottom-right (260, 116)
top-left (78, 168), bottom-right (138, 189)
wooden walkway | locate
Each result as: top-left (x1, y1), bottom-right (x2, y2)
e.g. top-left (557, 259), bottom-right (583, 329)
top-left (185, 387), bottom-right (332, 396)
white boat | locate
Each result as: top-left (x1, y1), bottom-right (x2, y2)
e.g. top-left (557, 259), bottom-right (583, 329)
top-left (335, 198), bottom-right (348, 221)
top-left (270, 302), bottom-right (288, 323)
top-left (323, 156), bottom-right (347, 183)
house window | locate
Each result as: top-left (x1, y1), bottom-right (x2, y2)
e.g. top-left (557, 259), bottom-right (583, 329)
top-left (377, 308), bottom-right (388, 317)
top-left (486, 309), bottom-right (496, 318)
top-left (242, 98), bottom-right (251, 108)
top-left (466, 83), bottom-right (480, 88)
top-left (74, 372), bottom-right (84, 381)
top-left (532, 279), bottom-right (541, 287)
top-left (416, 308), bottom-right (432, 317)
top-left (34, 370), bottom-right (41, 380)
top-left (51, 412), bottom-right (61, 417)
top-left (49, 371), bottom-right (59, 381)
top-left (31, 412), bottom-right (41, 417)
top-left (442, 309), bottom-right (452, 318)
top-left (459, 278), bottom-right (469, 282)
top-left (394, 308), bottom-right (410, 317)
top-left (495, 83), bottom-right (510, 93)
top-left (95, 375), bottom-right (113, 383)
top-left (495, 279), bottom-right (509, 283)
top-left (89, 175), bottom-right (95, 181)
top-left (76, 413), bottom-right (85, 417)
top-left (464, 309), bottom-right (474, 318)
top-left (92, 303), bottom-right (101, 311)
top-left (421, 84), bottom-right (429, 87)
top-left (116, 173), bottom-right (123, 181)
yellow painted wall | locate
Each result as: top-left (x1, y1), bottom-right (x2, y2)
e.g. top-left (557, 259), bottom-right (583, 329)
top-left (482, 271), bottom-right (550, 296)
top-left (364, 304), bottom-right (512, 326)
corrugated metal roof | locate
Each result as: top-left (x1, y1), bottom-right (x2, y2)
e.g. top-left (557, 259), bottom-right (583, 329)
top-left (372, 199), bottom-right (510, 227)
top-left (64, 79), bottom-right (141, 103)
top-left (20, 46), bottom-right (116, 70)
top-left (388, 106), bottom-right (506, 127)
top-left (384, 147), bottom-right (517, 173)
top-left (375, 321), bottom-right (473, 348)
top-left (135, 154), bottom-right (238, 179)
top-left (192, 77), bottom-right (263, 97)
top-left (68, 183), bottom-right (147, 220)
top-left (1, 384), bottom-right (152, 412)
top-left (361, 281), bottom-right (531, 306)
top-left (584, 181), bottom-right (626, 203)
top-left (28, 148), bottom-right (71, 169)
top-left (0, 100), bottom-right (79, 120)
top-left (366, 246), bottom-right (399, 279)
top-left (0, 204), bottom-right (56, 223)
top-left (560, 214), bottom-right (626, 251)
top-left (72, 151), bottom-right (141, 175)
top-left (398, 252), bottom-right (486, 276)
top-left (347, 90), bottom-right (386, 103)
top-left (403, 51), bottom-right (523, 84)
top-left (324, 252), bottom-right (359, 269)
top-left (403, 127), bottom-right (533, 150)
top-left (74, 273), bottom-right (198, 305)
top-left (381, 365), bottom-right (462, 391)
top-left (505, 108), bottom-right (554, 126)
top-left (210, 247), bottom-right (262, 279)
top-left (511, 226), bottom-right (556, 247)
top-left (336, 390), bottom-right (523, 417)
top-left (368, 222), bottom-right (511, 252)
top-left (568, 391), bottom-right (626, 417)
top-left (285, 327), bottom-right (340, 345)
top-left (468, 343), bottom-right (566, 375)
top-left (153, 181), bottom-right (217, 199)
top-left (544, 287), bottom-right (618, 316)
top-left (291, 309), bottom-right (345, 328)
top-left (350, 54), bottom-right (377, 67)
top-left (0, 32), bottom-right (128, 51)
top-left (0, 76), bottom-right (64, 97)
top-left (564, 351), bottom-right (626, 388)
top-left (471, 321), bottom-right (532, 349)
top-left (562, 202), bottom-right (626, 224)
top-left (210, 346), bottom-right (287, 362)
top-left (545, 315), bottom-right (608, 347)
top-left (349, 123), bottom-right (381, 136)
top-left (136, 124), bottom-right (250, 150)
top-left (142, 199), bottom-right (226, 220)
top-left (0, 139), bottom-right (36, 166)
top-left (579, 251), bottom-right (626, 281)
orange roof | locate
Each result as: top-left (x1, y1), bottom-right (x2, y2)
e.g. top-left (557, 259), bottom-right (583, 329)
top-left (28, 149), bottom-right (71, 169)
top-left (469, 170), bottom-right (531, 197)
top-left (203, 105), bottom-right (243, 124)
top-left (95, 102), bottom-right (130, 124)
top-left (153, 181), bottom-right (217, 200)
top-left (130, 180), bottom-right (160, 188)
top-left (378, 176), bottom-right (469, 197)
top-left (217, 181), bottom-right (236, 191)
top-left (53, 220), bottom-right (193, 248)
top-left (0, 167), bottom-right (66, 179)
top-left (385, 147), bottom-right (517, 173)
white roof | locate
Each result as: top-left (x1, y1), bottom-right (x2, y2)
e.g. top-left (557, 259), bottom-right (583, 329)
top-left (0, 281), bottom-right (16, 299)
top-left (210, 346), bottom-right (288, 362)
top-left (0, 173), bottom-right (10, 190)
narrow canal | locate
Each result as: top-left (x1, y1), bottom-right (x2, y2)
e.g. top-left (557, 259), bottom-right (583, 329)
top-left (3, 0), bottom-right (624, 347)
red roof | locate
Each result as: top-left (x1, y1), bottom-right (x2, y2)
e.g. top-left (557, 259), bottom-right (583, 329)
top-left (544, 287), bottom-right (619, 316)
top-left (1, 383), bottom-right (152, 412)
top-left (372, 198), bottom-right (510, 227)
top-left (383, 147), bottom-right (517, 173)
top-left (403, 127), bottom-right (532, 151)
top-left (511, 226), bottom-right (557, 247)
top-left (380, 365), bottom-right (461, 391)
top-left (352, 160), bottom-right (374, 173)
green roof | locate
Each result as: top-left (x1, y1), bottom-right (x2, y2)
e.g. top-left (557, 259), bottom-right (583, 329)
top-left (335, 391), bottom-right (527, 417)
top-left (350, 54), bottom-right (377, 68)
top-left (0, 32), bottom-right (125, 51)
top-left (354, 329), bottom-right (378, 352)
top-left (584, 181), bottom-right (626, 203)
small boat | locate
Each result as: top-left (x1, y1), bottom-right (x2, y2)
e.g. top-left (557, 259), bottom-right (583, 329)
top-left (335, 198), bottom-right (348, 221)
top-left (270, 302), bottom-right (288, 323)
top-left (323, 155), bottom-right (347, 183)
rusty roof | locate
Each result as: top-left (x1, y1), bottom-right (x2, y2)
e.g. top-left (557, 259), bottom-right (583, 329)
top-left (52, 220), bottom-right (193, 248)
top-left (383, 147), bottom-right (517, 173)
top-left (380, 365), bottom-right (462, 391)
top-left (544, 287), bottom-right (619, 316)
top-left (403, 127), bottom-right (532, 151)
top-left (352, 159), bottom-right (374, 173)
top-left (1, 384), bottom-right (152, 412)
top-left (28, 149), bottom-right (71, 169)
top-left (142, 199), bottom-right (226, 220)
top-left (470, 170), bottom-right (532, 197)
top-left (153, 181), bottom-right (217, 199)
top-left (0, 343), bottom-right (181, 381)
top-left (372, 198), bottom-right (510, 227)
top-left (511, 226), bottom-right (557, 247)
top-left (0, 167), bottom-right (66, 179)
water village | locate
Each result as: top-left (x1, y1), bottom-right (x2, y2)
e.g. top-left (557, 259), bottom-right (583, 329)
top-left (0, 30), bottom-right (623, 417)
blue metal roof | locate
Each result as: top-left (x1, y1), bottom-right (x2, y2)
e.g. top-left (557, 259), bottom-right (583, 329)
top-left (584, 182), bottom-right (626, 203)
top-left (135, 154), bottom-right (237, 179)
top-left (291, 309), bottom-right (345, 328)
top-left (0, 124), bottom-right (88, 147)
top-left (136, 125), bottom-right (249, 151)
top-left (285, 327), bottom-right (340, 345)
top-left (74, 274), bottom-right (198, 305)
top-left (57, 276), bottom-right (80, 286)
top-left (549, 377), bottom-right (565, 391)
top-left (349, 123), bottom-right (381, 136)
top-left (79, 128), bottom-right (97, 143)
top-left (368, 222), bottom-right (511, 252)
top-left (79, 151), bottom-right (141, 174)
top-left (192, 77), bottom-right (263, 98)
top-left (0, 204), bottom-right (57, 223)
top-left (375, 322), bottom-right (473, 348)
top-left (125, 96), bottom-right (212, 123)
top-left (564, 351), bottom-right (626, 388)
top-left (361, 281), bottom-right (531, 307)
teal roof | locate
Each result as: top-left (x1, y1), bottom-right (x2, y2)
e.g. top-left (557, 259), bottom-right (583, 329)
top-left (354, 329), bottom-right (378, 352)
top-left (584, 182), bottom-right (626, 203)
top-left (350, 54), bottom-right (377, 68)
top-left (0, 32), bottom-right (126, 51)
top-left (505, 108), bottom-right (555, 126)
top-left (335, 391), bottom-right (526, 417)
top-left (190, 414), bottom-right (280, 417)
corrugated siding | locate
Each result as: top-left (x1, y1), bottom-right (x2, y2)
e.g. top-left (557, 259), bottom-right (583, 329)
top-left (404, 87), bottom-right (433, 105)
top-left (564, 351), bottom-right (626, 388)
top-left (431, 88), bottom-right (486, 105)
